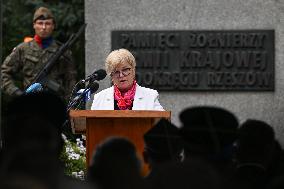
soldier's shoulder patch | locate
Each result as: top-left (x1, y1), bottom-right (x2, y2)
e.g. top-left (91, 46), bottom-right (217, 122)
top-left (11, 43), bottom-right (23, 52)
top-left (11, 41), bottom-right (31, 53)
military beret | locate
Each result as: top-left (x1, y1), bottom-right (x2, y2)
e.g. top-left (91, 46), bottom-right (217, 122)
top-left (179, 106), bottom-right (239, 154)
top-left (33, 7), bottom-right (55, 22)
top-left (144, 118), bottom-right (183, 161)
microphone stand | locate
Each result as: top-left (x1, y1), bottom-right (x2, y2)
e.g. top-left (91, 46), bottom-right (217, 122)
top-left (62, 76), bottom-right (101, 140)
top-left (67, 87), bottom-right (90, 112)
top-left (67, 81), bottom-right (99, 110)
top-left (63, 82), bottom-right (99, 141)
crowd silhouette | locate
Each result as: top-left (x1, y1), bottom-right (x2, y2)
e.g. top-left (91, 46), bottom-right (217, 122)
top-left (0, 92), bottom-right (91, 189)
top-left (1, 92), bottom-right (284, 189)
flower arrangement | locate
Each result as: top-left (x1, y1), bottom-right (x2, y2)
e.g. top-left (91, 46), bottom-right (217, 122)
top-left (60, 134), bottom-right (87, 180)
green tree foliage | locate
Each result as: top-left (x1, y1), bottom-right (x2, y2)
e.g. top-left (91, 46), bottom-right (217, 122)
top-left (2, 0), bottom-right (85, 80)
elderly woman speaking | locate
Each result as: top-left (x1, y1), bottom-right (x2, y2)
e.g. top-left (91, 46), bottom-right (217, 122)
top-left (91, 49), bottom-right (164, 111)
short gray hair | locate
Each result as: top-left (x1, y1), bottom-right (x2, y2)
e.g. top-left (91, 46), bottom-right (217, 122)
top-left (105, 49), bottom-right (136, 75)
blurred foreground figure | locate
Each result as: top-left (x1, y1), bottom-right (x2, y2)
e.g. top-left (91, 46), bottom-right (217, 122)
top-left (147, 157), bottom-right (229, 189)
top-left (179, 106), bottom-right (239, 170)
top-left (177, 106), bottom-right (243, 189)
top-left (235, 119), bottom-right (284, 189)
top-left (143, 118), bottom-right (183, 180)
top-left (0, 92), bottom-right (91, 189)
top-left (87, 137), bottom-right (145, 189)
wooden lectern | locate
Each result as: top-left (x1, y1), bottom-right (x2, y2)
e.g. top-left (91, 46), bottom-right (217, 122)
top-left (69, 110), bottom-right (171, 173)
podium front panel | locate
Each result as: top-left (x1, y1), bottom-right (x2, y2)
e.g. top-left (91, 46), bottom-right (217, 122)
top-left (86, 117), bottom-right (154, 173)
top-left (69, 110), bottom-right (171, 175)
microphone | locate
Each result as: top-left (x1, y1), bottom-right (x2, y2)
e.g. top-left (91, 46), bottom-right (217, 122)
top-left (82, 69), bottom-right (107, 83)
top-left (25, 83), bottom-right (43, 93)
top-left (76, 82), bottom-right (100, 101)
top-left (67, 82), bottom-right (99, 110)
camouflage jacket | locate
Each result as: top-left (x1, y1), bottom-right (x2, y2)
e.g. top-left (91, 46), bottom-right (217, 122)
top-left (1, 39), bottom-right (77, 100)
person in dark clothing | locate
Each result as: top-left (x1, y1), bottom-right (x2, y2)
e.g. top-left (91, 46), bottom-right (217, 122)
top-left (87, 137), bottom-right (144, 189)
top-left (143, 118), bottom-right (183, 180)
top-left (147, 157), bottom-right (231, 189)
top-left (0, 92), bottom-right (91, 189)
top-left (178, 106), bottom-right (240, 189)
top-left (234, 119), bottom-right (284, 189)
top-left (179, 106), bottom-right (239, 170)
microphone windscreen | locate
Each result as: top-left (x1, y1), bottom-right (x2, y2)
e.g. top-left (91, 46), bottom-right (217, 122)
top-left (94, 69), bottom-right (107, 80)
top-left (88, 82), bottom-right (100, 94)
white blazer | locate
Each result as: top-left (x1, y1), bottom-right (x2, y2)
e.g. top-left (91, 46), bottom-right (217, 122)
top-left (91, 84), bottom-right (164, 111)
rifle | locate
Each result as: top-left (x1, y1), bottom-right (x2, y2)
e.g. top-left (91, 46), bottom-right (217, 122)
top-left (26, 24), bottom-right (86, 93)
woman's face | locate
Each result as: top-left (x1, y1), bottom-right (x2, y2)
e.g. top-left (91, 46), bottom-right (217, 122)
top-left (111, 63), bottom-right (135, 93)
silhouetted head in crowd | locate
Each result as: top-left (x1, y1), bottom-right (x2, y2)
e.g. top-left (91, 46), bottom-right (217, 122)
top-left (3, 91), bottom-right (66, 153)
top-left (87, 137), bottom-right (143, 189)
top-left (236, 119), bottom-right (275, 165)
top-left (0, 92), bottom-right (67, 189)
top-left (0, 174), bottom-right (50, 189)
top-left (234, 119), bottom-right (281, 187)
top-left (179, 106), bottom-right (239, 162)
top-left (266, 174), bottom-right (284, 189)
top-left (148, 157), bottom-right (231, 189)
top-left (143, 118), bottom-right (183, 165)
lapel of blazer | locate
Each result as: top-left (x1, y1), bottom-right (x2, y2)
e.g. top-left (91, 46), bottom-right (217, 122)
top-left (105, 86), bottom-right (114, 109)
top-left (133, 84), bottom-right (144, 110)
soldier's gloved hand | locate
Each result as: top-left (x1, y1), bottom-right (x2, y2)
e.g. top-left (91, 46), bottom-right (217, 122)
top-left (13, 89), bottom-right (24, 96)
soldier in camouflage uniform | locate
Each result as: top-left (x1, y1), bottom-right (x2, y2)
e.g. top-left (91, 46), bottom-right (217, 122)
top-left (1, 7), bottom-right (77, 101)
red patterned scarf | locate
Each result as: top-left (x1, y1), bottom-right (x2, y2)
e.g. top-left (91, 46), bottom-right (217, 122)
top-left (114, 81), bottom-right (137, 110)
top-left (34, 34), bottom-right (53, 49)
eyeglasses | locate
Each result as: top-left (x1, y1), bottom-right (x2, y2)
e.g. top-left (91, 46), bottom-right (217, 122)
top-left (111, 68), bottom-right (131, 78)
